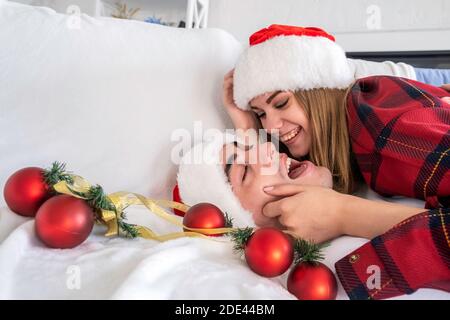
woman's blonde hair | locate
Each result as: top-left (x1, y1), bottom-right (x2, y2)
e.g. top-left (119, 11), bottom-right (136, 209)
top-left (293, 88), bottom-right (356, 194)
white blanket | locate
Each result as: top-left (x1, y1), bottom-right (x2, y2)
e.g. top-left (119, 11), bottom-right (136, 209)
top-left (0, 188), bottom-right (448, 300)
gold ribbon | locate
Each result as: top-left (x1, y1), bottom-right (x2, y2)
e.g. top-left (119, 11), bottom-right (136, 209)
top-left (53, 175), bottom-right (237, 242)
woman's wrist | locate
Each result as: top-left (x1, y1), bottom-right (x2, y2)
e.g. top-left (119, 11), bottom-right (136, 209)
top-left (339, 194), bottom-right (425, 239)
top-left (336, 193), bottom-right (355, 236)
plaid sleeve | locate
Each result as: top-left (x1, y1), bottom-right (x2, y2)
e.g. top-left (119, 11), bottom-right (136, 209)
top-left (347, 76), bottom-right (450, 207)
top-left (335, 208), bottom-right (450, 300)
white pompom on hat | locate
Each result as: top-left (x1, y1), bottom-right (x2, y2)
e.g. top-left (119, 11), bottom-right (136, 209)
top-left (177, 132), bottom-right (256, 228)
top-left (233, 24), bottom-right (354, 110)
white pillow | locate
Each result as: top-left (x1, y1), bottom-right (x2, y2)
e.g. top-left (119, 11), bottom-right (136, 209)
top-left (0, 1), bottom-right (241, 204)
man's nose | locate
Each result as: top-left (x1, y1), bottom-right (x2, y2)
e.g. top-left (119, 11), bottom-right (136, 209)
top-left (258, 142), bottom-right (277, 165)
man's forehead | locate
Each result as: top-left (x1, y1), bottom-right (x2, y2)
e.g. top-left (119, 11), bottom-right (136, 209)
top-left (221, 142), bottom-right (252, 164)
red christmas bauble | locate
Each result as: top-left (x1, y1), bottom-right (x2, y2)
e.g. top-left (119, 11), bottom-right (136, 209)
top-left (172, 184), bottom-right (185, 217)
top-left (183, 202), bottom-right (227, 236)
top-left (3, 167), bottom-right (51, 217)
top-left (35, 195), bottom-right (95, 248)
top-left (245, 227), bottom-right (294, 277)
top-left (287, 262), bottom-right (337, 300)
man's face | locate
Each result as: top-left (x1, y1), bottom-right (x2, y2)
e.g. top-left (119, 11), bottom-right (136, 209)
top-left (220, 141), bottom-right (332, 228)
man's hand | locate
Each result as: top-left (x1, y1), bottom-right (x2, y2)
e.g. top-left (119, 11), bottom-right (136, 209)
top-left (262, 184), bottom-right (347, 243)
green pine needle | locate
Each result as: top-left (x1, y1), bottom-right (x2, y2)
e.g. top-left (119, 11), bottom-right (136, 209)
top-left (116, 206), bottom-right (139, 238)
top-left (228, 227), bottom-right (254, 254)
top-left (85, 185), bottom-right (115, 211)
top-left (43, 161), bottom-right (73, 187)
top-left (118, 220), bottom-right (140, 238)
top-left (224, 212), bottom-right (234, 228)
top-left (293, 238), bottom-right (329, 265)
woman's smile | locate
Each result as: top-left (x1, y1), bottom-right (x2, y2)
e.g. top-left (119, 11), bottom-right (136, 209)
top-left (280, 126), bottom-right (303, 146)
top-left (279, 126), bottom-right (302, 145)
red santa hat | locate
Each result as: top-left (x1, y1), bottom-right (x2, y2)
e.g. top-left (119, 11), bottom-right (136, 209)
top-left (233, 24), bottom-right (353, 109)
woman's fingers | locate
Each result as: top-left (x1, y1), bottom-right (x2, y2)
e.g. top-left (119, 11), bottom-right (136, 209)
top-left (224, 69), bottom-right (234, 79)
top-left (441, 84), bottom-right (450, 92)
top-left (262, 199), bottom-right (284, 218)
top-left (442, 97), bottom-right (450, 104)
top-left (263, 184), bottom-right (307, 197)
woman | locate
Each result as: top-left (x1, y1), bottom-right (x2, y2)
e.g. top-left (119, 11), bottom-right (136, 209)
top-left (219, 26), bottom-right (449, 299)
top-left (223, 25), bottom-right (450, 230)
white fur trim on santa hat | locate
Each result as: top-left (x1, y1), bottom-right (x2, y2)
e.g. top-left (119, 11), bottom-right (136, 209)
top-left (177, 133), bottom-right (256, 228)
top-left (233, 35), bottom-right (354, 109)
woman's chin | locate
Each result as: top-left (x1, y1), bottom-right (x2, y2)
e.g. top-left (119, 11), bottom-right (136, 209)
top-left (288, 143), bottom-right (309, 158)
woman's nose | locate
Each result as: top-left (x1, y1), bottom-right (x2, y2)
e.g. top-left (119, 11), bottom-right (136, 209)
top-left (264, 112), bottom-right (283, 135)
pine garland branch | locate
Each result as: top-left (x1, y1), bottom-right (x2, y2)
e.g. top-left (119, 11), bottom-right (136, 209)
top-left (66, 182), bottom-right (139, 238)
top-left (85, 185), bottom-right (115, 211)
top-left (43, 161), bottom-right (73, 188)
top-left (224, 212), bottom-right (233, 228)
top-left (293, 238), bottom-right (329, 265)
top-left (118, 220), bottom-right (140, 238)
top-left (228, 227), bottom-right (254, 254)
top-left (43, 161), bottom-right (140, 239)
top-left (116, 206), bottom-right (139, 238)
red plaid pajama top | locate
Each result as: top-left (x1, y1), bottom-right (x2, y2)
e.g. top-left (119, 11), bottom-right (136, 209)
top-left (335, 75), bottom-right (450, 299)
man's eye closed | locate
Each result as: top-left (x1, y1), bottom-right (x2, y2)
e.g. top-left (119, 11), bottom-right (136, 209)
top-left (256, 112), bottom-right (266, 119)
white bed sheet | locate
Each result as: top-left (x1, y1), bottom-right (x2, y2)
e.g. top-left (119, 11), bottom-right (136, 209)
top-left (0, 187), bottom-right (448, 300)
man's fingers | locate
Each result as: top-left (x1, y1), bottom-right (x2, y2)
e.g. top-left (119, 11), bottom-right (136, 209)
top-left (263, 184), bottom-right (307, 197)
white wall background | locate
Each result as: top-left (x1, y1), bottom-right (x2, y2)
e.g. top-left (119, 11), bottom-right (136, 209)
top-left (11, 0), bottom-right (100, 15)
top-left (101, 0), bottom-right (186, 25)
top-left (208, 0), bottom-right (450, 52)
top-left (9, 0), bottom-right (450, 51)
top-left (10, 0), bottom-right (187, 24)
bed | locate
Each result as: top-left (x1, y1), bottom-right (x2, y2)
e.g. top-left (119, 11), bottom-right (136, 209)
top-left (0, 1), bottom-right (448, 300)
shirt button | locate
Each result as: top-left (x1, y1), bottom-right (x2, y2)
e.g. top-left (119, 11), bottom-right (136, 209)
top-left (349, 254), bottom-right (360, 264)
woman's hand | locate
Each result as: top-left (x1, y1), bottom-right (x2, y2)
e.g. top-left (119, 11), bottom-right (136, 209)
top-left (263, 184), bottom-right (426, 242)
top-left (223, 69), bottom-right (259, 130)
top-left (262, 184), bottom-right (347, 243)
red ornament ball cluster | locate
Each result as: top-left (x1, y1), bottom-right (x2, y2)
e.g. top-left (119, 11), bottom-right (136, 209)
top-left (231, 227), bottom-right (337, 300)
top-left (3, 166), bottom-right (94, 248)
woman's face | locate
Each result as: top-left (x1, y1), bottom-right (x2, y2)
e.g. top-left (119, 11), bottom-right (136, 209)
top-left (249, 91), bottom-right (311, 158)
top-left (220, 141), bottom-right (332, 228)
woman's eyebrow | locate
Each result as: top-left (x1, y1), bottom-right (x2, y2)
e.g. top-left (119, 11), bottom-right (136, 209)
top-left (248, 90), bottom-right (282, 109)
top-left (266, 90), bottom-right (282, 104)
